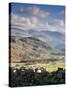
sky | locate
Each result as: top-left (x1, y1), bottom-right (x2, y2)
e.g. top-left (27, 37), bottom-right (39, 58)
top-left (9, 3), bottom-right (65, 33)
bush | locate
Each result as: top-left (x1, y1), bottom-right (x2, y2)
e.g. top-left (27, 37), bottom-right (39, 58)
top-left (9, 67), bottom-right (65, 87)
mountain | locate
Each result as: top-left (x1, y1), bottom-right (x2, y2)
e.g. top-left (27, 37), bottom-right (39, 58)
top-left (10, 36), bottom-right (52, 63)
top-left (10, 28), bottom-right (65, 51)
top-left (28, 30), bottom-right (65, 50)
top-left (9, 27), bottom-right (65, 63)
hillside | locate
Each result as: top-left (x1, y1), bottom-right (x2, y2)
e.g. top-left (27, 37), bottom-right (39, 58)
top-left (10, 28), bottom-right (65, 50)
top-left (10, 36), bottom-right (52, 63)
top-left (10, 35), bottom-right (65, 64)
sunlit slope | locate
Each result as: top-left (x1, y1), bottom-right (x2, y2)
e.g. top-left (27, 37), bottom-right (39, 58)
top-left (9, 36), bottom-right (65, 72)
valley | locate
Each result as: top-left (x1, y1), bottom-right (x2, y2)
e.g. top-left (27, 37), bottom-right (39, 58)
top-left (9, 35), bottom-right (65, 72)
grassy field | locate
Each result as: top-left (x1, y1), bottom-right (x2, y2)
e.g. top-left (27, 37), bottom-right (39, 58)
top-left (10, 61), bottom-right (65, 72)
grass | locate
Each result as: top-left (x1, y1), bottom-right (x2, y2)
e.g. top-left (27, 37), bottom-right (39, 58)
top-left (46, 63), bottom-right (64, 72)
top-left (10, 61), bottom-right (65, 72)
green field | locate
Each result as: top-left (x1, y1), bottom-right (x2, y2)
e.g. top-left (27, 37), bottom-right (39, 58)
top-left (10, 61), bottom-right (65, 72)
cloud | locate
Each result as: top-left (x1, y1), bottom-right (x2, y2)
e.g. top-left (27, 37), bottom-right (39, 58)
top-left (54, 19), bottom-right (64, 27)
top-left (17, 6), bottom-right (50, 18)
top-left (11, 13), bottom-right (48, 31)
top-left (10, 13), bottom-right (65, 33)
top-left (49, 18), bottom-right (65, 27)
top-left (59, 10), bottom-right (65, 15)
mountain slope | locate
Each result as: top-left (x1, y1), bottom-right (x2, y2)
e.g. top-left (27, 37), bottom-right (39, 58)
top-left (10, 28), bottom-right (65, 50)
top-left (10, 36), bottom-right (52, 63)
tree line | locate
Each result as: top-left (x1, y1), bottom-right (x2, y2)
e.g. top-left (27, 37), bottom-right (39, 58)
top-left (9, 67), bottom-right (65, 87)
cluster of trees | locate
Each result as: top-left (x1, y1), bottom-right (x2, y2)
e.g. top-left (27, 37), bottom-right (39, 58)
top-left (9, 67), bottom-right (65, 87)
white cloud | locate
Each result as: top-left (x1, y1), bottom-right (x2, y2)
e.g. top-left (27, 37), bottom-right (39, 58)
top-left (54, 19), bottom-right (64, 27)
top-left (11, 13), bottom-right (49, 31)
top-left (49, 18), bottom-right (65, 27)
top-left (10, 13), bottom-right (65, 33)
top-left (17, 6), bottom-right (50, 18)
